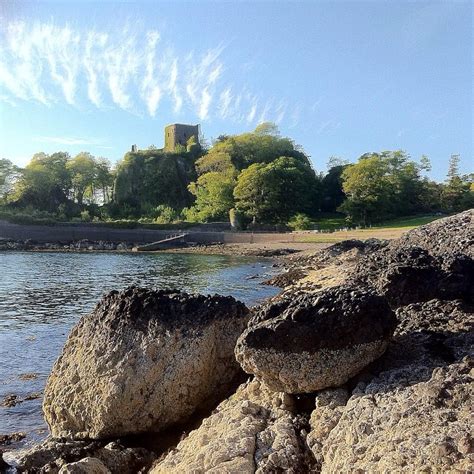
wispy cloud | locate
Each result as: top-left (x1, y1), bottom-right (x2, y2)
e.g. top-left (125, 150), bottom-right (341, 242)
top-left (35, 136), bottom-right (105, 146)
top-left (317, 119), bottom-right (341, 135)
top-left (0, 19), bottom-right (308, 127)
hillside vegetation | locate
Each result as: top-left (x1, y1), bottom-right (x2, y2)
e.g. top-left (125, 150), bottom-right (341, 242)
top-left (0, 123), bottom-right (472, 229)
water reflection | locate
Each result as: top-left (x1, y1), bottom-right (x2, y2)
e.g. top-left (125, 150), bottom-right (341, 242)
top-left (0, 251), bottom-right (278, 449)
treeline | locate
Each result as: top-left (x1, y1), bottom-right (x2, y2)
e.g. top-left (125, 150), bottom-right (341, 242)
top-left (0, 123), bottom-right (472, 227)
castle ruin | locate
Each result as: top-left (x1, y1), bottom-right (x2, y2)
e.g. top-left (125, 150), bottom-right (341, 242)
top-left (131, 124), bottom-right (200, 153)
top-left (164, 124), bottom-right (200, 152)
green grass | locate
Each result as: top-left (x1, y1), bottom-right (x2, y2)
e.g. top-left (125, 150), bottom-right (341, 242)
top-left (310, 213), bottom-right (443, 232)
top-left (371, 214), bottom-right (443, 229)
top-left (295, 214), bottom-right (445, 243)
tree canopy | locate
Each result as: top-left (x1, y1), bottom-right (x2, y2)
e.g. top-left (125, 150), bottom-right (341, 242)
top-left (1, 124), bottom-right (472, 227)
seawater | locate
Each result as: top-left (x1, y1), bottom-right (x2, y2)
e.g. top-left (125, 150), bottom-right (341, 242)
top-left (0, 251), bottom-right (279, 451)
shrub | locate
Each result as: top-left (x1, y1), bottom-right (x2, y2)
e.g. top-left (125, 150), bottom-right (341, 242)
top-left (287, 213), bottom-right (313, 231)
top-left (80, 210), bottom-right (91, 222)
top-left (153, 205), bottom-right (179, 224)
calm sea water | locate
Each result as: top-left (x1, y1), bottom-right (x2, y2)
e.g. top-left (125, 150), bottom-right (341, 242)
top-left (0, 251), bottom-right (278, 452)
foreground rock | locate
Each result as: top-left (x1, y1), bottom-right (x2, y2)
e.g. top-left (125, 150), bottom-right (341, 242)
top-left (235, 286), bottom-right (397, 393)
top-left (10, 438), bottom-right (154, 473)
top-left (43, 287), bottom-right (249, 439)
top-left (310, 298), bottom-right (474, 472)
top-left (151, 379), bottom-right (315, 473)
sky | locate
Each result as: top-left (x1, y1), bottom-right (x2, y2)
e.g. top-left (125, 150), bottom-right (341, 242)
top-left (0, 0), bottom-right (472, 181)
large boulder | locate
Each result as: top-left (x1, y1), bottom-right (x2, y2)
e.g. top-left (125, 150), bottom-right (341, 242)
top-left (235, 286), bottom-right (397, 393)
top-left (43, 287), bottom-right (250, 439)
top-left (150, 379), bottom-right (315, 473)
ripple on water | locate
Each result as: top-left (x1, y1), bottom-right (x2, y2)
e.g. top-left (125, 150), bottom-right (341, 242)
top-left (0, 251), bottom-right (278, 451)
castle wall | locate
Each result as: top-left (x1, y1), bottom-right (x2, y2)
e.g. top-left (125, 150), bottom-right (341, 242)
top-left (164, 124), bottom-right (199, 151)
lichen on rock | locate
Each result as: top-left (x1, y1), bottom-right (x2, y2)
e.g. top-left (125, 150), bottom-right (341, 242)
top-left (43, 287), bottom-right (250, 439)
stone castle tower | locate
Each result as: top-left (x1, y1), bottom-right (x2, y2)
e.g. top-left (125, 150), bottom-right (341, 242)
top-left (164, 124), bottom-right (200, 152)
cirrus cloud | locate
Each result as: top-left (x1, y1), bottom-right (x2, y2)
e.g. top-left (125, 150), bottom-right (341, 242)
top-left (0, 19), bottom-right (303, 128)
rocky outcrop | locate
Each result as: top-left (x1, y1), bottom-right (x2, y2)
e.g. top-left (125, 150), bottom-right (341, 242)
top-left (11, 438), bottom-right (154, 473)
top-left (59, 457), bottom-right (110, 474)
top-left (235, 286), bottom-right (397, 393)
top-left (311, 298), bottom-right (474, 472)
top-left (150, 379), bottom-right (315, 473)
top-left (43, 287), bottom-right (250, 439)
top-left (393, 209), bottom-right (473, 259)
top-left (349, 210), bottom-right (474, 307)
top-left (0, 239), bottom-right (135, 252)
top-left (6, 211), bottom-right (473, 473)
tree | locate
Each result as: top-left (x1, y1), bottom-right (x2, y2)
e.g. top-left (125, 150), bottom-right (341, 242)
top-left (0, 159), bottom-right (20, 203)
top-left (188, 171), bottom-right (237, 221)
top-left (13, 152), bottom-right (71, 211)
top-left (234, 156), bottom-right (318, 224)
top-left (321, 164), bottom-right (348, 212)
top-left (196, 123), bottom-right (311, 173)
top-left (441, 155), bottom-right (473, 213)
top-left (67, 152), bottom-right (97, 205)
top-left (254, 122), bottom-right (280, 136)
top-left (339, 151), bottom-right (425, 224)
top-left (420, 154), bottom-right (431, 173)
top-left (447, 154), bottom-right (460, 180)
top-left (94, 158), bottom-right (114, 204)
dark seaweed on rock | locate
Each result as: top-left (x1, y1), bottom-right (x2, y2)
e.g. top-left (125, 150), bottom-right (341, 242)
top-left (245, 286), bottom-right (397, 353)
top-left (91, 286), bottom-right (249, 332)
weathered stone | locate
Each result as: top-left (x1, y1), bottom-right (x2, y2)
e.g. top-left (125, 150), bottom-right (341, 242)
top-left (235, 285), bottom-right (397, 393)
top-left (59, 457), bottom-right (110, 474)
top-left (0, 432), bottom-right (26, 446)
top-left (150, 379), bottom-right (315, 473)
top-left (305, 298), bottom-right (474, 472)
top-left (318, 357), bottom-right (473, 472)
top-left (349, 211), bottom-right (474, 307)
top-left (306, 388), bottom-right (349, 466)
top-left (10, 438), bottom-right (154, 473)
top-left (43, 287), bottom-right (250, 439)
top-left (394, 209), bottom-right (473, 259)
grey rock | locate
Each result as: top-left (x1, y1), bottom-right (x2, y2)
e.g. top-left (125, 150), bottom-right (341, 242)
top-left (43, 287), bottom-right (250, 439)
top-left (150, 379), bottom-right (316, 473)
top-left (235, 285), bottom-right (397, 393)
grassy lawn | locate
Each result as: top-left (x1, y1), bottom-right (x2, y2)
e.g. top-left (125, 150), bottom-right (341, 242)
top-left (297, 214), bottom-right (444, 243)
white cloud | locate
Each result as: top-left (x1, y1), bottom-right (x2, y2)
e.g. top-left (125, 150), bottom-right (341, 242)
top-left (317, 119), bottom-right (341, 135)
top-left (35, 136), bottom-right (104, 146)
top-left (0, 19), bottom-right (305, 127)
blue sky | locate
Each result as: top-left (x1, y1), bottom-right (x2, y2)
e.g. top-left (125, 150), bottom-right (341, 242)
top-left (0, 0), bottom-right (472, 180)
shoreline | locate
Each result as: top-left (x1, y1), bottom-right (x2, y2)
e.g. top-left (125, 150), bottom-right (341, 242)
top-left (0, 238), bottom-right (331, 258)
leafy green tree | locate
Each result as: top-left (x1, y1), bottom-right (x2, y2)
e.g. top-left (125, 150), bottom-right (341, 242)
top-left (188, 171), bottom-right (237, 221)
top-left (321, 163), bottom-right (348, 212)
top-left (339, 154), bottom-right (392, 224)
top-left (440, 155), bottom-right (473, 212)
top-left (287, 213), bottom-right (313, 230)
top-left (196, 123), bottom-right (311, 173)
top-left (447, 154), bottom-right (460, 180)
top-left (0, 158), bottom-right (20, 203)
top-left (13, 152), bottom-right (71, 211)
top-left (420, 154), bottom-right (432, 173)
top-left (67, 152), bottom-right (97, 205)
top-left (234, 156), bottom-right (318, 224)
top-left (94, 157), bottom-right (114, 204)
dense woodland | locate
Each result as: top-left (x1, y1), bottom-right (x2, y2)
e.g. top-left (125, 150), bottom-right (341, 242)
top-left (0, 123), bottom-right (472, 229)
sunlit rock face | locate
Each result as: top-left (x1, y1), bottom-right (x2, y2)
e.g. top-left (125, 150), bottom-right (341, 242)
top-left (43, 287), bottom-right (250, 439)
